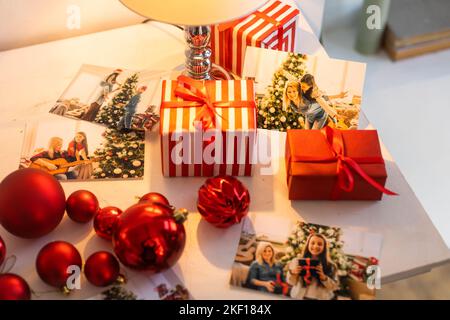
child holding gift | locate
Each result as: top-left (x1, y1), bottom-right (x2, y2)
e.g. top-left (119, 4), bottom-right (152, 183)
top-left (287, 233), bottom-right (339, 300)
top-left (118, 85), bottom-right (147, 130)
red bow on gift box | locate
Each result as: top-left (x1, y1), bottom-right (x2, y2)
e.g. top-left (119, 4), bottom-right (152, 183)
top-left (275, 273), bottom-right (290, 296)
top-left (292, 126), bottom-right (398, 200)
top-left (302, 258), bottom-right (316, 286)
top-left (160, 75), bottom-right (255, 130)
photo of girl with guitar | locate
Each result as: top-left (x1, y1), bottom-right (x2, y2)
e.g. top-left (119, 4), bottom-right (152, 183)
top-left (29, 133), bottom-right (96, 181)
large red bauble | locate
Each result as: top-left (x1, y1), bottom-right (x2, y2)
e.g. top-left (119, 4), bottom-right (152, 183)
top-left (84, 251), bottom-right (120, 287)
top-left (197, 175), bottom-right (250, 228)
top-left (94, 206), bottom-right (123, 241)
top-left (0, 168), bottom-right (66, 238)
top-left (113, 203), bottom-right (186, 272)
top-left (0, 273), bottom-right (31, 300)
top-left (36, 241), bottom-right (82, 289)
top-left (66, 190), bottom-right (99, 223)
top-left (138, 192), bottom-right (170, 206)
top-left (0, 235), bottom-right (5, 266)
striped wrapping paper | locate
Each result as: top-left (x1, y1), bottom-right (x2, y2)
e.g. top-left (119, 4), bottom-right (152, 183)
top-left (160, 79), bottom-right (257, 177)
top-left (211, 0), bottom-right (300, 76)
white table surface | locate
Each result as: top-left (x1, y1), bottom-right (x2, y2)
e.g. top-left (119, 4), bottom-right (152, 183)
top-left (0, 12), bottom-right (449, 299)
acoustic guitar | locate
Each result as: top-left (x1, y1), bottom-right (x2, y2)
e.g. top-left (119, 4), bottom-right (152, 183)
top-left (29, 158), bottom-right (100, 176)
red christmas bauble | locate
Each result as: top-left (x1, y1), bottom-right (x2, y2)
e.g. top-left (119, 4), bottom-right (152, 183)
top-left (0, 235), bottom-right (5, 266)
top-left (66, 190), bottom-right (99, 223)
top-left (197, 175), bottom-right (250, 228)
top-left (0, 273), bottom-right (31, 300)
top-left (36, 241), bottom-right (82, 289)
top-left (0, 168), bottom-right (66, 238)
top-left (138, 192), bottom-right (170, 206)
top-left (94, 207), bottom-right (123, 241)
top-left (84, 251), bottom-right (120, 287)
top-left (113, 203), bottom-right (186, 272)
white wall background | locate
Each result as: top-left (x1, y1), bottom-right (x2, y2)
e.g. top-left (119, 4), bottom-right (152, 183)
top-left (0, 0), bottom-right (143, 51)
top-left (0, 0), bottom-right (325, 52)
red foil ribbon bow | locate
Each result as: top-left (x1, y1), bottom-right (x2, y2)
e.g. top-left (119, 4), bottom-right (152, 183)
top-left (275, 273), bottom-right (290, 296)
top-left (292, 126), bottom-right (398, 200)
top-left (161, 75), bottom-right (255, 130)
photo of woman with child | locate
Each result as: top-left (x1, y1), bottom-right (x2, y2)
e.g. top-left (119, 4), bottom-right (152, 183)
top-left (283, 74), bottom-right (348, 129)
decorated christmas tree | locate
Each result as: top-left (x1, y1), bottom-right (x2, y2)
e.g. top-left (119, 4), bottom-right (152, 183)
top-left (93, 128), bottom-right (145, 179)
top-left (280, 222), bottom-right (351, 277)
top-left (95, 73), bottom-right (139, 127)
top-left (258, 53), bottom-right (308, 131)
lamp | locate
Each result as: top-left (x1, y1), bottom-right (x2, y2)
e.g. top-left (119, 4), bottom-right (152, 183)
top-left (120, 0), bottom-right (269, 80)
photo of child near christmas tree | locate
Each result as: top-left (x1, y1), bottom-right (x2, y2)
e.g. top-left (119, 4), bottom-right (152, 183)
top-left (19, 116), bottom-right (145, 181)
top-left (49, 64), bottom-right (165, 131)
top-left (230, 215), bottom-right (382, 300)
top-left (243, 47), bottom-right (366, 131)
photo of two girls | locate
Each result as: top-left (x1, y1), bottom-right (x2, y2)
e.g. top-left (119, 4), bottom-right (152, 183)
top-left (230, 217), bottom-right (379, 300)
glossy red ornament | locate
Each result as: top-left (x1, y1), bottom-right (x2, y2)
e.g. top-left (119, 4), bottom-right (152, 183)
top-left (0, 168), bottom-right (66, 238)
top-left (93, 206), bottom-right (123, 241)
top-left (197, 175), bottom-right (250, 228)
top-left (66, 190), bottom-right (99, 223)
top-left (84, 251), bottom-right (120, 287)
top-left (138, 192), bottom-right (170, 206)
top-left (36, 241), bottom-right (82, 289)
top-left (113, 203), bottom-right (186, 272)
top-left (0, 235), bottom-right (5, 266)
top-left (0, 273), bottom-right (31, 300)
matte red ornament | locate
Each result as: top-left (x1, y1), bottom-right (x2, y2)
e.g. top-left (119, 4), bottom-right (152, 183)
top-left (0, 273), bottom-right (31, 300)
top-left (36, 241), bottom-right (82, 290)
top-left (66, 190), bottom-right (99, 223)
top-left (84, 251), bottom-right (120, 287)
top-left (113, 203), bottom-right (186, 272)
top-left (0, 235), bottom-right (5, 266)
top-left (0, 168), bottom-right (66, 238)
top-left (197, 175), bottom-right (250, 228)
top-left (93, 206), bottom-right (123, 241)
top-left (138, 192), bottom-right (170, 206)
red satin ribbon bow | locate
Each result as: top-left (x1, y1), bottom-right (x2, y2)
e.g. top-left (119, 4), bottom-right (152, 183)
top-left (218, 11), bottom-right (284, 50)
top-left (275, 273), bottom-right (289, 296)
top-left (292, 126), bottom-right (398, 200)
top-left (161, 75), bottom-right (255, 130)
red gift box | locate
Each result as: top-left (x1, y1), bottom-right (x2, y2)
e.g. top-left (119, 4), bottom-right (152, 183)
top-left (285, 127), bottom-right (397, 200)
top-left (211, 0), bottom-right (299, 76)
top-left (160, 76), bottom-right (257, 177)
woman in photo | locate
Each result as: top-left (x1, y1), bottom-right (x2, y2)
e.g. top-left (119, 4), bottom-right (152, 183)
top-left (287, 233), bottom-right (339, 300)
top-left (283, 80), bottom-right (307, 127)
top-left (67, 131), bottom-right (93, 179)
top-left (245, 242), bottom-right (286, 294)
top-left (81, 69), bottom-right (122, 121)
top-left (30, 137), bottom-right (74, 181)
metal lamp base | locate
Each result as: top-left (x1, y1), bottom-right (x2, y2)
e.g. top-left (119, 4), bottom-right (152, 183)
top-left (184, 25), bottom-right (237, 80)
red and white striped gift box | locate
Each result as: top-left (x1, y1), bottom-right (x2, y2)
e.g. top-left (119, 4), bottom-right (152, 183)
top-left (211, 0), bottom-right (299, 76)
top-left (160, 77), bottom-right (257, 177)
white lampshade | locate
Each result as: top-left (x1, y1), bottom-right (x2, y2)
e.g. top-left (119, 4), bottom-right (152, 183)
top-left (120, 0), bottom-right (269, 26)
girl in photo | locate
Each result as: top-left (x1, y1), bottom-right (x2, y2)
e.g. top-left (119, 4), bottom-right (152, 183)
top-left (287, 233), bottom-right (339, 300)
top-left (67, 131), bottom-right (93, 179)
top-left (282, 81), bottom-right (306, 127)
top-left (30, 137), bottom-right (73, 181)
top-left (82, 69), bottom-right (122, 121)
top-left (299, 74), bottom-right (346, 129)
top-left (245, 242), bottom-right (286, 294)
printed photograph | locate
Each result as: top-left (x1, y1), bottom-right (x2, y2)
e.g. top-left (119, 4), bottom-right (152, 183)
top-left (19, 117), bottom-right (145, 181)
top-left (243, 47), bottom-right (366, 131)
top-left (230, 215), bottom-right (381, 300)
top-left (49, 64), bottom-right (165, 131)
top-left (88, 272), bottom-right (191, 300)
